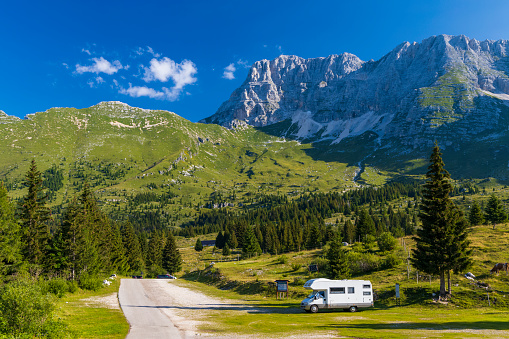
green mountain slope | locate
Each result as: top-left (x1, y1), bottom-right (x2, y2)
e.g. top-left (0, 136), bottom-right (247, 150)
top-left (1, 102), bottom-right (391, 230)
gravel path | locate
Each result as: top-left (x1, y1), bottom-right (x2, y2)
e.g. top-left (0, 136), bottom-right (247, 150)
top-left (119, 279), bottom-right (239, 338)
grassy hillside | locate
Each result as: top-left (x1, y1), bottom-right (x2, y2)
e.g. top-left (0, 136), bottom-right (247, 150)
top-left (0, 102), bottom-right (390, 230)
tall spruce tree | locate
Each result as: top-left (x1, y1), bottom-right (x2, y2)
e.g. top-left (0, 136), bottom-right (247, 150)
top-left (122, 222), bottom-right (144, 274)
top-left (356, 209), bottom-right (376, 242)
top-left (18, 160), bottom-right (51, 269)
top-left (343, 219), bottom-right (355, 244)
top-left (485, 194), bottom-right (507, 229)
top-left (326, 233), bottom-right (350, 279)
top-left (194, 238), bottom-right (203, 252)
top-left (215, 231), bottom-right (225, 249)
top-left (411, 143), bottom-right (472, 297)
top-left (146, 231), bottom-right (164, 275)
top-left (0, 182), bottom-right (21, 277)
top-left (468, 200), bottom-right (484, 226)
top-left (162, 232), bottom-right (181, 274)
top-left (60, 196), bottom-right (99, 280)
top-left (59, 184), bottom-right (110, 280)
top-left (242, 226), bottom-right (261, 258)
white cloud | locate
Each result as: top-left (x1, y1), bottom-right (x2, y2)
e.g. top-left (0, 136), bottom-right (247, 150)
top-left (140, 57), bottom-right (197, 99)
top-left (222, 63), bottom-right (236, 80)
top-left (143, 57), bottom-right (197, 85)
top-left (86, 76), bottom-right (105, 88)
top-left (120, 85), bottom-right (165, 99)
top-left (132, 46), bottom-right (160, 58)
top-left (76, 57), bottom-right (126, 75)
top-left (118, 84), bottom-right (187, 101)
top-left (146, 46), bottom-right (160, 57)
top-left (237, 59), bottom-right (250, 68)
top-left (81, 48), bottom-right (91, 55)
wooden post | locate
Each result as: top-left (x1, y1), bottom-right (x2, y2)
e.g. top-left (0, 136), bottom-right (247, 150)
top-left (416, 271), bottom-right (419, 284)
top-left (407, 257), bottom-right (410, 280)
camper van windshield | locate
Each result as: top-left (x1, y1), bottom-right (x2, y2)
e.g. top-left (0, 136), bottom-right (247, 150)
top-left (308, 291), bottom-right (324, 299)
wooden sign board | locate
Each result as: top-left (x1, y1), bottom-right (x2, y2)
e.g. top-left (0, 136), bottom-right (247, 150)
top-left (275, 280), bottom-right (288, 292)
top-left (275, 280), bottom-right (289, 299)
top-left (308, 264), bottom-right (318, 272)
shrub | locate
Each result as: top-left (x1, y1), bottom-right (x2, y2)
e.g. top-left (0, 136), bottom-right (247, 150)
top-left (348, 252), bottom-right (380, 274)
top-left (378, 232), bottom-right (397, 252)
top-left (78, 272), bottom-right (102, 291)
top-left (0, 279), bottom-right (66, 337)
top-left (277, 255), bottom-right (288, 264)
top-left (45, 278), bottom-right (71, 298)
top-left (292, 277), bottom-right (307, 286)
top-left (383, 252), bottom-right (402, 269)
top-left (313, 256), bottom-right (329, 271)
top-left (362, 235), bottom-right (377, 251)
top-left (291, 263), bottom-right (301, 272)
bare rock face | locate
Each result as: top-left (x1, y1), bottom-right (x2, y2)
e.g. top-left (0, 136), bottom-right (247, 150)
top-left (203, 35), bottom-right (509, 151)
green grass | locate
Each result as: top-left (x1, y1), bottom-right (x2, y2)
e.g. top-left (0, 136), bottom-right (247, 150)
top-left (54, 278), bottom-right (129, 339)
top-left (173, 224), bottom-right (509, 337)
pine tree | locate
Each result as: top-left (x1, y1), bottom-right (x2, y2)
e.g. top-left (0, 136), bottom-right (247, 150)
top-left (468, 200), bottom-right (484, 226)
top-left (59, 184), bottom-right (109, 280)
top-left (215, 231), bottom-right (225, 249)
top-left (306, 224), bottom-right (322, 249)
top-left (0, 182), bottom-right (21, 277)
top-left (194, 238), bottom-right (203, 252)
top-left (485, 194), bottom-right (507, 229)
top-left (242, 226), bottom-right (261, 258)
top-left (146, 231), bottom-right (164, 275)
top-left (227, 230), bottom-right (238, 249)
top-left (326, 233), bottom-right (350, 279)
top-left (222, 244), bottom-right (231, 256)
top-left (411, 143), bottom-right (472, 297)
top-left (356, 209), bottom-right (376, 242)
top-left (162, 233), bottom-right (181, 274)
top-left (18, 160), bottom-right (51, 268)
top-left (122, 222), bottom-right (144, 274)
top-left (109, 222), bottom-right (129, 274)
top-left (343, 219), bottom-right (355, 244)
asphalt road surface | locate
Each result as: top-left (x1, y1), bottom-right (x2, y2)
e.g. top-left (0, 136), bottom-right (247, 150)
top-left (118, 279), bottom-right (185, 339)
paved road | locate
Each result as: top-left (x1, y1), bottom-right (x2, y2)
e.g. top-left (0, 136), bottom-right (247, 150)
top-left (118, 279), bottom-right (185, 339)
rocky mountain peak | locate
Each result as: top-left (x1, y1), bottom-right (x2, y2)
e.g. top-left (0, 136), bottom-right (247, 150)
top-left (203, 34), bottom-right (509, 157)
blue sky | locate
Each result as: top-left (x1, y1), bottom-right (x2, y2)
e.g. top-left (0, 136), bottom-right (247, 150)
top-left (1, 0), bottom-right (509, 122)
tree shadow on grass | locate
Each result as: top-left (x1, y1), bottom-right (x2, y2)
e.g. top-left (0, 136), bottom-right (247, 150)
top-left (122, 303), bottom-right (301, 314)
top-left (320, 321), bottom-right (509, 331)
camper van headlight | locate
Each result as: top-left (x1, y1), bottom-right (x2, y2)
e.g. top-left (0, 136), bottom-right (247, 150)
top-left (301, 302), bottom-right (308, 306)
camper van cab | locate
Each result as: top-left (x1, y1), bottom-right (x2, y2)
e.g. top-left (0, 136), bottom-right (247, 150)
top-left (300, 278), bottom-right (373, 313)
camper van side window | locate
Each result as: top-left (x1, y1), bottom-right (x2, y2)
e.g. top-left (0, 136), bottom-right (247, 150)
top-left (348, 287), bottom-right (355, 294)
top-left (330, 287), bottom-right (345, 294)
top-left (363, 291), bottom-right (371, 296)
top-left (363, 284), bottom-right (371, 289)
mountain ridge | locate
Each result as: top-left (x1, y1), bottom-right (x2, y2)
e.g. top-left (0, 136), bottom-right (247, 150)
top-left (203, 34), bottom-right (509, 148)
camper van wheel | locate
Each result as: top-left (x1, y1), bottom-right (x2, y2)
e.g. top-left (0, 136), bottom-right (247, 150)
top-left (348, 306), bottom-right (357, 313)
top-left (310, 305), bottom-right (319, 313)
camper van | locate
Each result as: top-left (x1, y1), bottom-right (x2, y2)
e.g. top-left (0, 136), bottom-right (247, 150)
top-left (300, 278), bottom-right (373, 313)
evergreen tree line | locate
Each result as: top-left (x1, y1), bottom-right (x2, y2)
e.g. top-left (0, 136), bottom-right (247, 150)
top-left (0, 160), bottom-right (182, 286)
top-left (180, 182), bottom-right (423, 256)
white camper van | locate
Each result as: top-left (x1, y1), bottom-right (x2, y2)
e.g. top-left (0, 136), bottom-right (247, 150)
top-left (300, 278), bottom-right (373, 313)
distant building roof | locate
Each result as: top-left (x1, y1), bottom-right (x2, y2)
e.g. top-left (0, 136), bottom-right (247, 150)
top-left (201, 240), bottom-right (216, 246)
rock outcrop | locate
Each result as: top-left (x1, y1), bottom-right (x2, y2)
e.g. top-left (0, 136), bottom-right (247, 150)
top-left (203, 35), bottom-right (509, 151)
